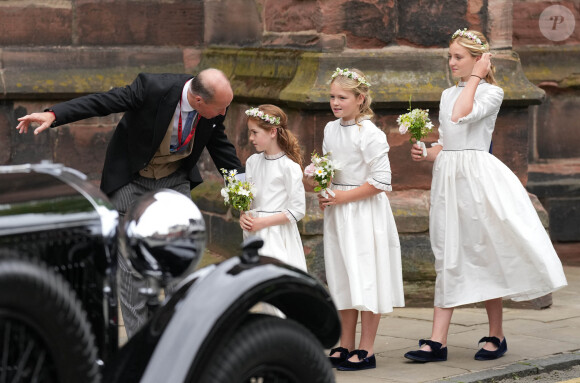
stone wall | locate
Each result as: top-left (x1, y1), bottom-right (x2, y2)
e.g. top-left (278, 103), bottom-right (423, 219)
top-left (0, 0), bottom-right (576, 304)
top-left (511, 0), bottom-right (580, 242)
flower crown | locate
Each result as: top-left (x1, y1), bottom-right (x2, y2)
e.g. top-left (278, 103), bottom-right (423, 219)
top-left (331, 67), bottom-right (371, 87)
top-left (245, 107), bottom-right (281, 126)
top-left (452, 28), bottom-right (487, 49)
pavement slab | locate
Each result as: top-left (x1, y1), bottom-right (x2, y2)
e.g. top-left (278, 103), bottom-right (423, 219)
top-left (334, 264), bottom-right (580, 383)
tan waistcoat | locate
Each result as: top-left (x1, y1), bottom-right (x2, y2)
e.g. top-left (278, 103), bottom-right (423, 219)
top-left (139, 115), bottom-right (195, 179)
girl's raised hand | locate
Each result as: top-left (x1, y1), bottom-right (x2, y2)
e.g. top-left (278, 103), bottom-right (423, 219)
top-left (472, 52), bottom-right (492, 79)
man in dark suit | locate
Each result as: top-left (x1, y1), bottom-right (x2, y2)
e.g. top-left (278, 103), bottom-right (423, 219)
top-left (16, 68), bottom-right (243, 336)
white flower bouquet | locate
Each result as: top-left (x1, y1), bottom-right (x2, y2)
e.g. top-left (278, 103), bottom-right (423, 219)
top-left (220, 168), bottom-right (256, 212)
top-left (397, 97), bottom-right (434, 157)
top-left (304, 151), bottom-right (336, 198)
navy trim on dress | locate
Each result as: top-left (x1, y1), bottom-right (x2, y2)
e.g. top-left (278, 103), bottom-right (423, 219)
top-left (331, 182), bottom-right (361, 187)
top-left (371, 178), bottom-right (391, 186)
top-left (285, 209), bottom-right (297, 221)
top-left (442, 149), bottom-right (485, 151)
top-left (264, 152), bottom-right (286, 160)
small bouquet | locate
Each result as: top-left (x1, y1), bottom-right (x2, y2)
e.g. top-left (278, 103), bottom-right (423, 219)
top-left (220, 168), bottom-right (256, 212)
top-left (304, 151), bottom-right (336, 198)
top-left (397, 97), bottom-right (434, 157)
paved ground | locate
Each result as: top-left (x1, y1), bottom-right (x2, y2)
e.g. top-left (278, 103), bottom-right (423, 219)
top-left (333, 243), bottom-right (580, 383)
top-left (494, 365), bottom-right (580, 383)
top-left (118, 243), bottom-right (580, 382)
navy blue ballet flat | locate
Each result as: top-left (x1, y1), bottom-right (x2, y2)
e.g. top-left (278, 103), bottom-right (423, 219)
top-left (404, 339), bottom-right (448, 362)
top-left (337, 349), bottom-right (376, 371)
top-left (474, 336), bottom-right (507, 360)
top-left (328, 346), bottom-right (349, 368)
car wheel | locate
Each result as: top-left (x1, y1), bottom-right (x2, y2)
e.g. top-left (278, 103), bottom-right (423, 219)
top-left (0, 256), bottom-right (100, 383)
top-left (198, 314), bottom-right (335, 383)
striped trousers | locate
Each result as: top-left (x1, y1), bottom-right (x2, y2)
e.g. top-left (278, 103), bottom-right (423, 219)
top-left (109, 170), bottom-right (190, 338)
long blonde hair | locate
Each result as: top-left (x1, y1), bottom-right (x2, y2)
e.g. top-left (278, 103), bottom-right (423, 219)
top-left (246, 104), bottom-right (303, 169)
top-left (330, 68), bottom-right (373, 125)
top-left (450, 30), bottom-right (497, 85)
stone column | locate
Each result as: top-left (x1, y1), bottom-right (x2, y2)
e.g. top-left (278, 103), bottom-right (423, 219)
top-left (487, 0), bottom-right (514, 49)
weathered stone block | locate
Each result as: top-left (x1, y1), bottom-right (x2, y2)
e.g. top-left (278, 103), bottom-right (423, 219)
top-left (517, 46), bottom-right (580, 88)
top-left (205, 0), bottom-right (262, 45)
top-left (493, 107), bottom-right (531, 184)
top-left (198, 48), bottom-right (302, 103)
top-left (548, 197), bottom-right (580, 242)
top-left (183, 48), bottom-right (202, 73)
top-left (319, 34), bottom-right (347, 52)
top-left (0, 103), bottom-right (14, 165)
top-left (535, 92), bottom-right (580, 159)
top-left (1, 47), bottom-right (185, 97)
top-left (403, 279), bottom-right (436, 308)
top-left (397, 0), bottom-right (467, 47)
top-left (10, 103), bottom-right (56, 164)
top-left (527, 161), bottom-right (580, 199)
top-left (76, 0), bottom-right (204, 46)
top-left (513, 1), bottom-right (580, 46)
top-left (261, 32), bottom-right (323, 49)
top-left (389, 190), bottom-right (430, 234)
top-left (0, 5), bottom-right (72, 46)
top-left (191, 180), bottom-right (229, 215)
top-left (265, 0), bottom-right (321, 33)
top-left (487, 0), bottom-right (513, 49)
top-left (302, 235), bottom-right (326, 284)
top-left (399, 233), bottom-right (436, 281)
top-left (53, 124), bottom-right (112, 182)
top-left (319, 0), bottom-right (396, 49)
top-left (297, 192), bottom-right (323, 235)
top-left (205, 212), bottom-right (244, 257)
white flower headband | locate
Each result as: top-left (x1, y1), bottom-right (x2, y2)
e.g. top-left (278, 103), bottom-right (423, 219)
top-left (331, 67), bottom-right (371, 87)
top-left (245, 107), bottom-right (281, 126)
top-left (452, 28), bottom-right (487, 49)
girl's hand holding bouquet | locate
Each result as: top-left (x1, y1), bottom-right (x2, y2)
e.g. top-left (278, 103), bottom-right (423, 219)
top-left (397, 97), bottom-right (434, 157)
top-left (220, 168), bottom-right (256, 212)
top-left (304, 151), bottom-right (336, 198)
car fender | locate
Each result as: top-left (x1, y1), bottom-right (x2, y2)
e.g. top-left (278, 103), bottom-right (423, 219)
top-left (140, 255), bottom-right (340, 383)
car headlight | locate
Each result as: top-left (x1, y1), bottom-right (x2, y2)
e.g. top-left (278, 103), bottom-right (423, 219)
top-left (120, 189), bottom-right (206, 286)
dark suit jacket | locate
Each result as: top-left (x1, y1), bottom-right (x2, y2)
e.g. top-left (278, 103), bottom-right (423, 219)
top-left (49, 73), bottom-right (242, 195)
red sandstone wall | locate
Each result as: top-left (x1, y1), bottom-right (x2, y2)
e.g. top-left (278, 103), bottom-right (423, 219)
top-left (512, 0), bottom-right (579, 161)
top-left (0, 1), bottom-right (204, 47)
top-left (1, 0), bottom-right (577, 186)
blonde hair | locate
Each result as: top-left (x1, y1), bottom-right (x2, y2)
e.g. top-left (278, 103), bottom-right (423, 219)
top-left (330, 68), bottom-right (374, 125)
top-left (246, 104), bottom-right (303, 169)
top-left (450, 30), bottom-right (497, 85)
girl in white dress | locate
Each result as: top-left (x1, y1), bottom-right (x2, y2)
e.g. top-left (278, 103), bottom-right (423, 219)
top-left (404, 29), bottom-right (567, 363)
top-left (321, 68), bottom-right (405, 371)
top-left (240, 104), bottom-right (307, 271)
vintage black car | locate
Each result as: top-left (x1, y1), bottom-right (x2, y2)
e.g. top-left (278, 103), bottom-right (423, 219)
top-left (0, 162), bottom-right (340, 383)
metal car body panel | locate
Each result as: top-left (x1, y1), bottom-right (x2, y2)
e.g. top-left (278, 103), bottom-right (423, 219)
top-left (1, 163), bottom-right (341, 381)
top-left (104, 255), bottom-right (340, 383)
top-left (0, 162), bottom-right (119, 362)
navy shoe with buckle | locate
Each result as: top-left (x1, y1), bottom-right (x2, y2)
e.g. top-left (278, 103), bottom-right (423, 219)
top-left (404, 339), bottom-right (448, 362)
top-left (474, 336), bottom-right (507, 360)
top-left (328, 346), bottom-right (349, 368)
top-left (337, 349), bottom-right (376, 371)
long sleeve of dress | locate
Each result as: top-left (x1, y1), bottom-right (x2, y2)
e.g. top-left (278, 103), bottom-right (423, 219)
top-left (361, 124), bottom-right (392, 191)
top-left (434, 84), bottom-right (504, 148)
top-left (283, 161), bottom-right (306, 222)
top-left (451, 85), bottom-right (504, 125)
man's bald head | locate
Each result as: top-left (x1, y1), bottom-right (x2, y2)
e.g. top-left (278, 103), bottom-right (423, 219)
top-left (190, 68), bottom-right (232, 102)
top-left (188, 68), bottom-right (234, 119)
